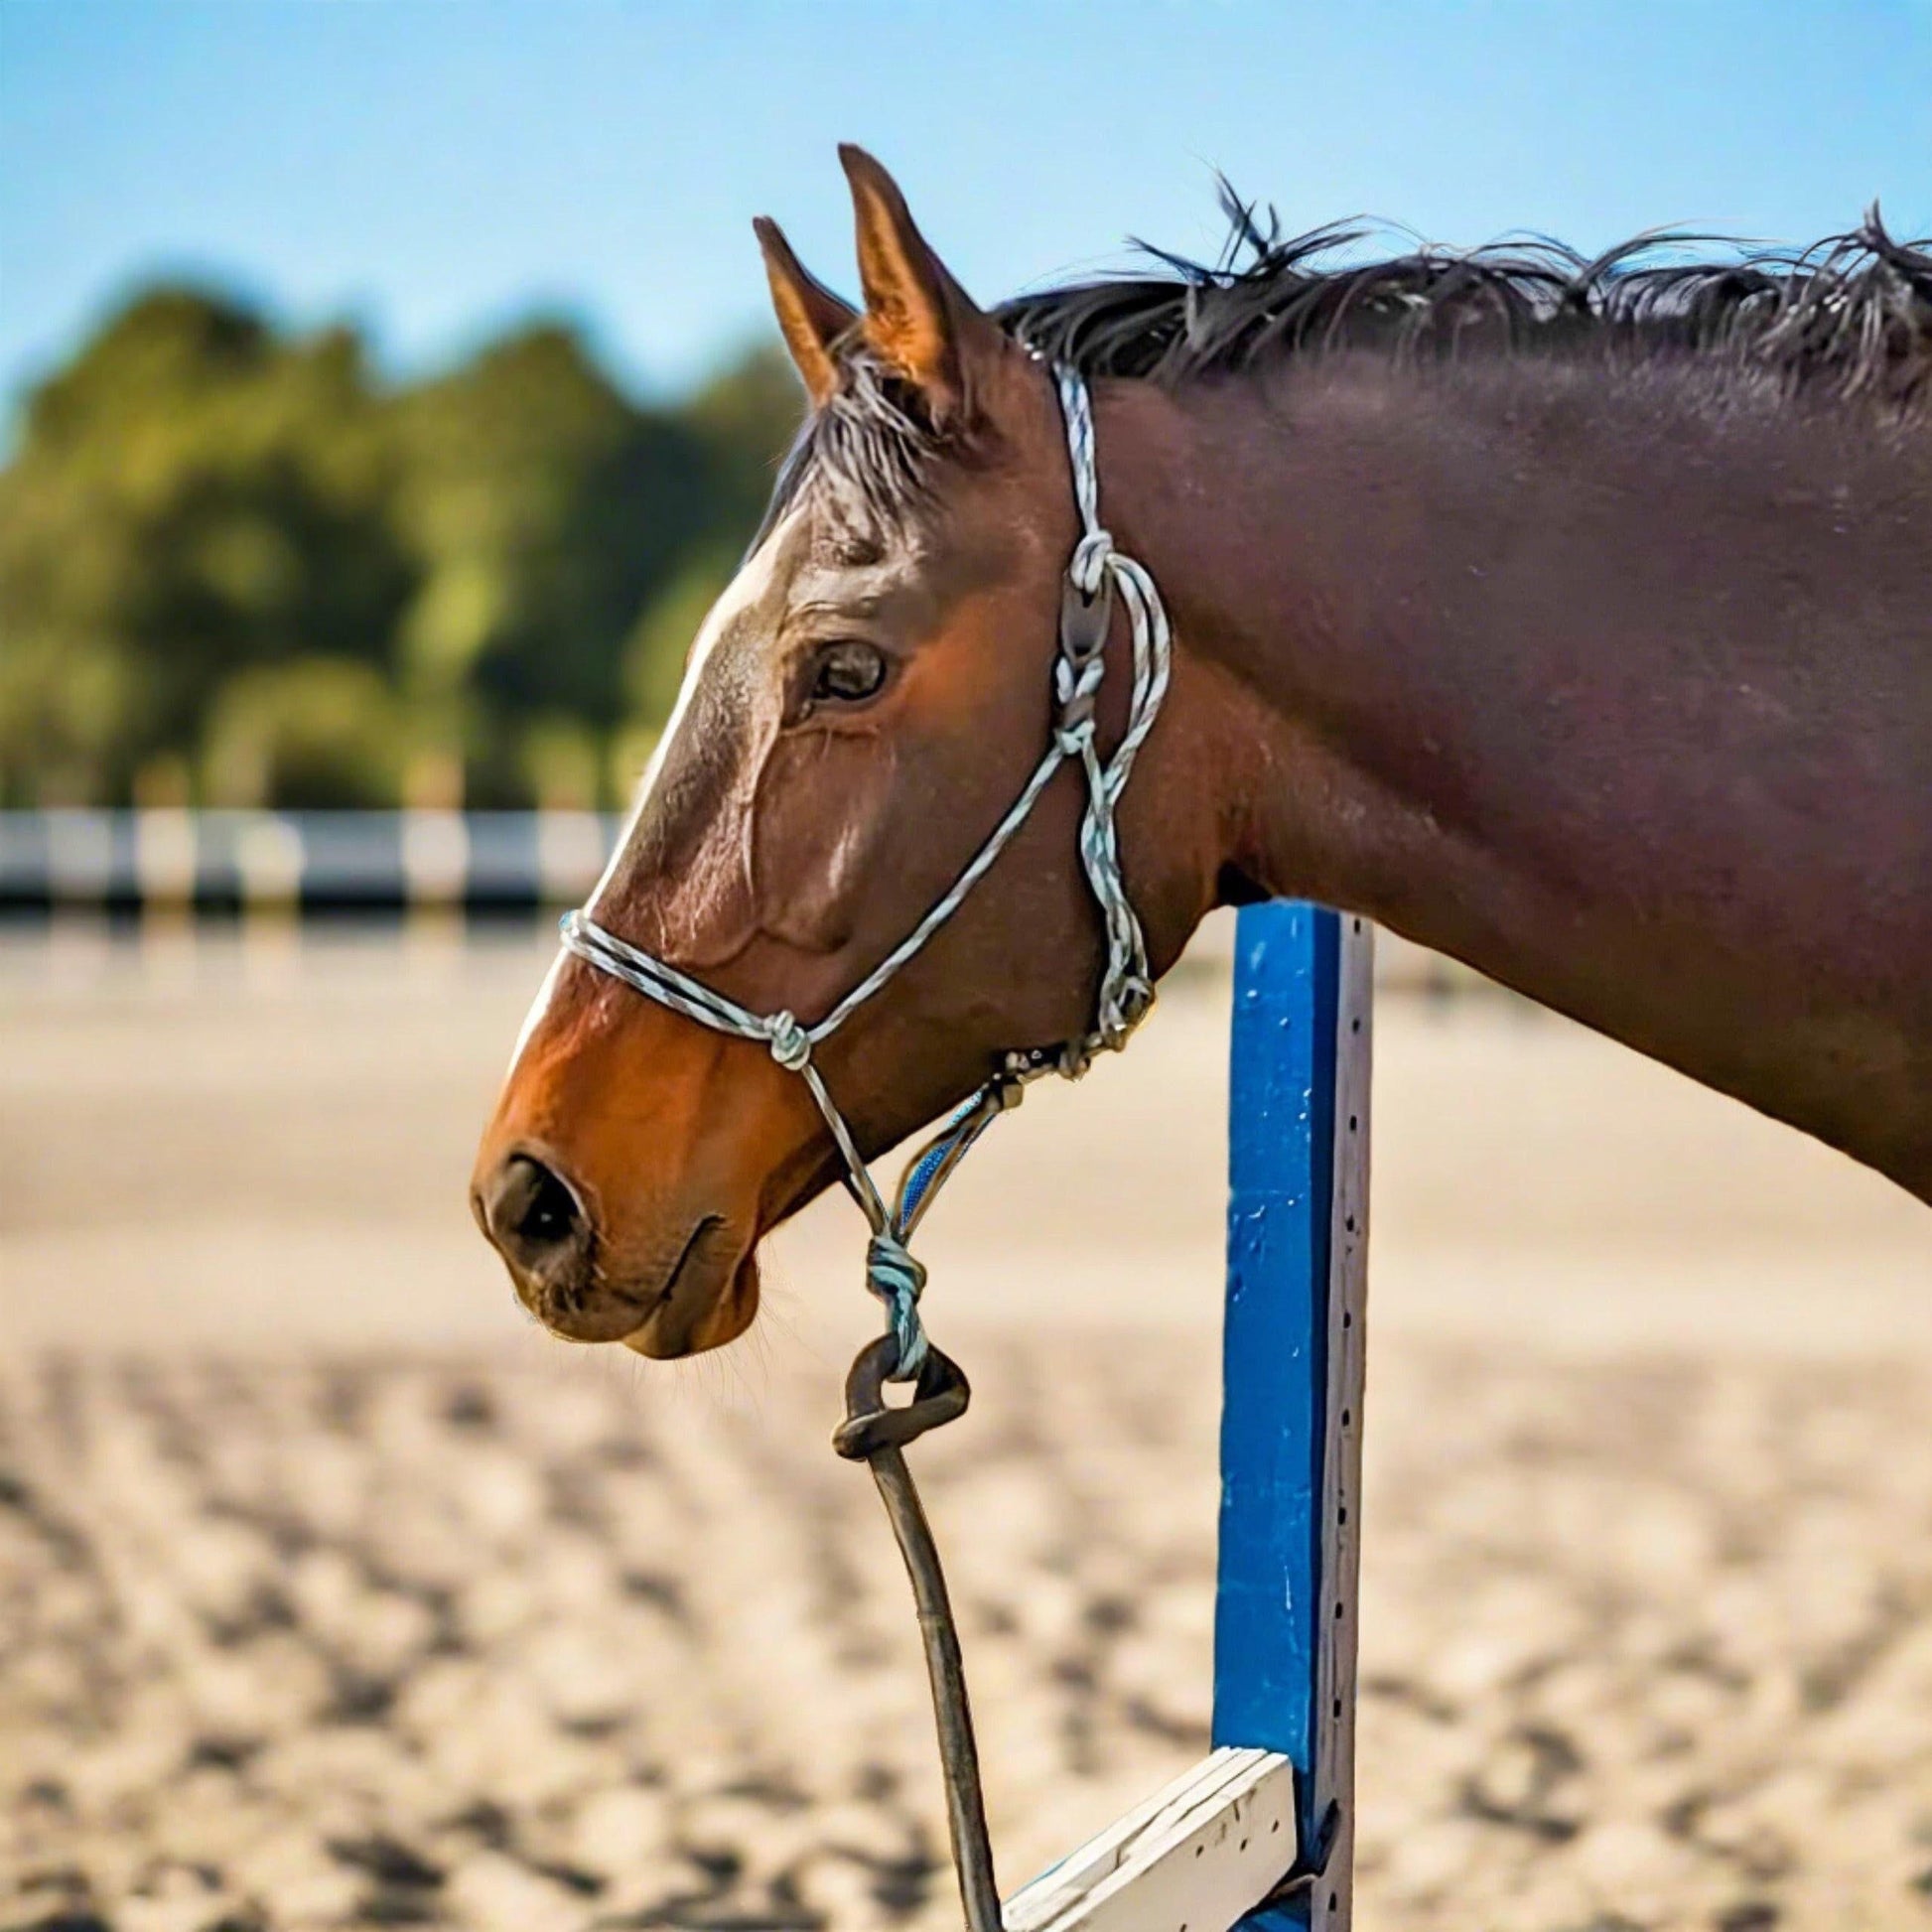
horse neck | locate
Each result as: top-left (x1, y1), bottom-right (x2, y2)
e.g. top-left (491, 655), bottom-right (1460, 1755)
top-left (1096, 354), bottom-right (1932, 1194)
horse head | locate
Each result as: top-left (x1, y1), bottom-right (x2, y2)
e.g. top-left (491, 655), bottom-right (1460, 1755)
top-left (472, 148), bottom-right (1225, 1356)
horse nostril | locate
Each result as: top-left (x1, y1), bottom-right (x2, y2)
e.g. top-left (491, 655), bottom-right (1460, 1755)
top-left (483, 1153), bottom-right (587, 1270)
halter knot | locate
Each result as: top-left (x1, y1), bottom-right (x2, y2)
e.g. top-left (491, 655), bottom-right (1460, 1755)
top-left (1098, 972), bottom-right (1156, 1046)
top-left (1053, 649), bottom-right (1105, 753)
top-left (866, 1230), bottom-right (929, 1379)
top-left (766, 1012), bottom-right (812, 1070)
top-left (1069, 527), bottom-right (1115, 600)
top-left (1055, 1037), bottom-right (1094, 1080)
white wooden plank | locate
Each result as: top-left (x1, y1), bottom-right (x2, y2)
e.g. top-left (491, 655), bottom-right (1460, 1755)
top-left (1003, 1747), bottom-right (1262, 1928)
top-left (1002, 1748), bottom-right (1298, 1932)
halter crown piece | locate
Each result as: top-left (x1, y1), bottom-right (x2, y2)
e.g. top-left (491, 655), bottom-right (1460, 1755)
top-left (560, 365), bottom-right (1173, 1380)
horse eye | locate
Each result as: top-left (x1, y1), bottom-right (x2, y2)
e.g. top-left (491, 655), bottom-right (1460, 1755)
top-left (809, 640), bottom-right (888, 706)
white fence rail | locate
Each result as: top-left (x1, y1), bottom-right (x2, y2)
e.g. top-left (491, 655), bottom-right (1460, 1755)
top-left (0, 813), bottom-right (1498, 1001)
top-left (0, 809), bottom-right (617, 914)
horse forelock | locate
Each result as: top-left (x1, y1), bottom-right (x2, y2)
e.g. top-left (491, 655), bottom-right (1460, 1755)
top-left (756, 350), bottom-right (953, 554)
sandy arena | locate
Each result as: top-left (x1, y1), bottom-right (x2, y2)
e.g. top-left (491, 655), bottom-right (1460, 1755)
top-left (3, 922), bottom-right (1930, 1932)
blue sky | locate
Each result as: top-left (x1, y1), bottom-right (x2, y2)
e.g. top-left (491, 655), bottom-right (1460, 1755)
top-left (4, 2), bottom-right (1929, 412)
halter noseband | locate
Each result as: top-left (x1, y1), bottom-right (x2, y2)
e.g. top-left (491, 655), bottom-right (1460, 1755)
top-left (559, 365), bottom-right (1173, 1377)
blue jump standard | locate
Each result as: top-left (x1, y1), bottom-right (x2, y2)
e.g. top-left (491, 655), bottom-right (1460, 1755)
top-left (1215, 901), bottom-right (1355, 1931)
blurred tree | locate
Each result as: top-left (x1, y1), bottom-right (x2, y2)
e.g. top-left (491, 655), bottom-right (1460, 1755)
top-left (202, 658), bottom-right (408, 808)
top-left (602, 347), bottom-right (803, 801)
top-left (520, 714), bottom-right (604, 811)
top-left (622, 541), bottom-right (742, 728)
top-left (674, 342), bottom-right (805, 542)
top-left (0, 291), bottom-right (809, 809)
top-left (393, 323), bottom-right (714, 804)
top-left (605, 540), bottom-right (743, 805)
top-left (0, 287), bottom-right (415, 804)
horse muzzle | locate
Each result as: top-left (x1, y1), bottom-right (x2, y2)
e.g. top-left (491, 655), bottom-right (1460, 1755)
top-left (473, 1147), bottom-right (759, 1354)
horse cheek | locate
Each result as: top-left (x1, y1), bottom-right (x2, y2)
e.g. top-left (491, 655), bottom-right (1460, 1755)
top-left (750, 732), bottom-right (901, 953)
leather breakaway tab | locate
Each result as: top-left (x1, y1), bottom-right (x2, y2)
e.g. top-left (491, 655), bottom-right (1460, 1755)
top-left (1058, 569), bottom-right (1114, 666)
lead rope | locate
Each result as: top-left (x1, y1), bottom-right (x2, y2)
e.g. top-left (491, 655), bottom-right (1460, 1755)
top-left (560, 363), bottom-right (1172, 1931)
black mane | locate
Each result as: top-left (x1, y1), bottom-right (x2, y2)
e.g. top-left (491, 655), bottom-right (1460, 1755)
top-left (764, 198), bottom-right (1932, 544)
top-left (1001, 193), bottom-right (1932, 408)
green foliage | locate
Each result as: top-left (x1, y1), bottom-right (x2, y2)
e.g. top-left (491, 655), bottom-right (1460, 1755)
top-left (623, 541), bottom-right (744, 727)
top-left (0, 289), bottom-right (415, 804)
top-left (0, 286), bottom-right (806, 808)
top-left (679, 343), bottom-right (807, 537)
top-left (202, 658), bottom-right (409, 809)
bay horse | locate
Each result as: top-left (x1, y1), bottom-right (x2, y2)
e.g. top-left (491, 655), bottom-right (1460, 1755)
top-left (474, 146), bottom-right (1931, 1358)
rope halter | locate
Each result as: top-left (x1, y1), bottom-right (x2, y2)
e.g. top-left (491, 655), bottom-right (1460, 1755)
top-left (560, 364), bottom-right (1173, 1377)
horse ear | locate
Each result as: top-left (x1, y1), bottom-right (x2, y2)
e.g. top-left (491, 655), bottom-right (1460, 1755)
top-left (755, 215), bottom-right (857, 409)
top-left (838, 143), bottom-right (1004, 426)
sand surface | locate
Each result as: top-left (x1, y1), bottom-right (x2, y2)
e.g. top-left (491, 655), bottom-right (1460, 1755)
top-left (3, 923), bottom-right (1929, 1931)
